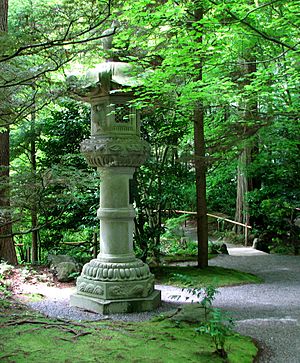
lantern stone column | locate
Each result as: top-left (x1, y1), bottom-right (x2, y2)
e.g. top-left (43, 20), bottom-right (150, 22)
top-left (69, 63), bottom-right (161, 314)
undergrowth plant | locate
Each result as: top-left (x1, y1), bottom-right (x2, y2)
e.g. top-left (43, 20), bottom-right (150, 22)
top-left (196, 308), bottom-right (234, 359)
top-left (171, 274), bottom-right (234, 359)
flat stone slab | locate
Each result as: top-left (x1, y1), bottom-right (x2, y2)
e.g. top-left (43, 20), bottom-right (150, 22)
top-left (70, 289), bottom-right (161, 314)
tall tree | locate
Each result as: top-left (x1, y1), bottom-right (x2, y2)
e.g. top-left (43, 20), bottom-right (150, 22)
top-left (193, 2), bottom-right (208, 268)
top-left (234, 55), bottom-right (259, 240)
top-left (0, 0), bottom-right (17, 264)
top-left (30, 97), bottom-right (38, 264)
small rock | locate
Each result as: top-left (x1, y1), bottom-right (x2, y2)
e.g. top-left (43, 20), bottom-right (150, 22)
top-left (219, 243), bottom-right (229, 255)
top-left (55, 262), bottom-right (80, 282)
top-left (48, 254), bottom-right (76, 269)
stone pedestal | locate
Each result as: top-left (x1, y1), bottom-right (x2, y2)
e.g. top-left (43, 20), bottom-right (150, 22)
top-left (70, 165), bottom-right (161, 314)
top-left (69, 63), bottom-right (161, 313)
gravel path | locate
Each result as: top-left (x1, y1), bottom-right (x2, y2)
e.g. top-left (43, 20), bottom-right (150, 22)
top-left (27, 251), bottom-right (300, 363)
top-left (209, 253), bottom-right (300, 363)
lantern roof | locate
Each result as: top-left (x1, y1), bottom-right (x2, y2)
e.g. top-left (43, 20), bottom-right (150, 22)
top-left (67, 61), bottom-right (141, 102)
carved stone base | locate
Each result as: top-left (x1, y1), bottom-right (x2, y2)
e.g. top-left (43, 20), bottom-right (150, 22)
top-left (70, 257), bottom-right (161, 313)
top-left (75, 258), bottom-right (154, 298)
top-left (70, 289), bottom-right (161, 314)
top-left (75, 276), bottom-right (155, 300)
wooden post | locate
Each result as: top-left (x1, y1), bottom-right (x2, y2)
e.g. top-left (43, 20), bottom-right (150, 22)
top-left (26, 247), bottom-right (31, 263)
top-left (245, 224), bottom-right (249, 246)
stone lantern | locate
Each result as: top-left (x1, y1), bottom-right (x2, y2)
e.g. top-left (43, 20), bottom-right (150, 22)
top-left (68, 62), bottom-right (161, 314)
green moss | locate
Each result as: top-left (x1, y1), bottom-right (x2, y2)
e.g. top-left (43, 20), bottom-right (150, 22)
top-left (0, 314), bottom-right (258, 363)
top-left (152, 265), bottom-right (263, 287)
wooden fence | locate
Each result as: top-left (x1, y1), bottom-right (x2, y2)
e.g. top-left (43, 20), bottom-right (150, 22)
top-left (15, 233), bottom-right (98, 263)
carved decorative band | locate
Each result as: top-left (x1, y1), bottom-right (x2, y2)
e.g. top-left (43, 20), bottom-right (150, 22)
top-left (80, 136), bottom-right (150, 167)
top-left (81, 259), bottom-right (151, 282)
top-left (84, 155), bottom-right (147, 167)
top-left (76, 277), bottom-right (155, 299)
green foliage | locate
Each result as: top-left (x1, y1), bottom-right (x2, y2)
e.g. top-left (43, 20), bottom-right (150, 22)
top-left (249, 195), bottom-right (300, 254)
top-left (170, 278), bottom-right (234, 359)
top-left (5, 0), bottom-right (300, 264)
top-left (1, 0), bottom-right (110, 129)
top-left (133, 108), bottom-right (195, 261)
top-left (210, 231), bottom-right (244, 246)
top-left (247, 117), bottom-right (300, 253)
top-left (48, 242), bottom-right (94, 265)
top-left (162, 214), bottom-right (189, 240)
top-left (161, 239), bottom-right (198, 258)
top-left (116, 0), bottom-right (300, 258)
top-left (10, 100), bottom-right (99, 259)
top-left (206, 161), bottom-right (237, 217)
top-left (37, 100), bottom-right (90, 168)
top-left (196, 308), bottom-right (235, 359)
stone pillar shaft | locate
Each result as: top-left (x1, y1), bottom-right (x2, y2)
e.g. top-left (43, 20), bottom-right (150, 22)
top-left (97, 167), bottom-right (135, 261)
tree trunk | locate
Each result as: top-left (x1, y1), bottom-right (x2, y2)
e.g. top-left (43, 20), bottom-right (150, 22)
top-left (0, 0), bottom-right (17, 265)
top-left (30, 103), bottom-right (39, 264)
top-left (194, 4), bottom-right (208, 268)
top-left (194, 105), bottom-right (208, 268)
top-left (234, 147), bottom-right (251, 234)
top-left (0, 0), bottom-right (8, 31)
top-left (0, 130), bottom-right (17, 264)
top-left (234, 55), bottom-right (260, 243)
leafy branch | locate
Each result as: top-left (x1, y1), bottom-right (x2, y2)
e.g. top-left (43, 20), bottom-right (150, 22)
top-left (208, 0), bottom-right (299, 51)
top-left (0, 0), bottom-right (113, 63)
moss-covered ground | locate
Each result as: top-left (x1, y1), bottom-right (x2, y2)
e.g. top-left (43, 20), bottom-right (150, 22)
top-left (0, 263), bottom-right (262, 362)
top-left (152, 265), bottom-right (262, 287)
top-left (0, 300), bottom-right (258, 363)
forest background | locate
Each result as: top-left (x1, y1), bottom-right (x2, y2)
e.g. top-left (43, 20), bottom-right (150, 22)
top-left (0, 0), bottom-right (299, 266)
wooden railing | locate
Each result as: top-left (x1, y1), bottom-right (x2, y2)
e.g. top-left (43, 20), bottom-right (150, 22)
top-left (167, 209), bottom-right (252, 246)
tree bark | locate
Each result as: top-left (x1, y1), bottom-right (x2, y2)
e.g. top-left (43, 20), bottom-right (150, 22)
top-left (0, 130), bottom-right (17, 264)
top-left (234, 147), bottom-right (251, 235)
top-left (0, 0), bottom-right (17, 264)
top-left (234, 55), bottom-right (260, 243)
top-left (194, 4), bottom-right (208, 268)
top-left (30, 101), bottom-right (39, 264)
top-left (194, 105), bottom-right (208, 268)
top-left (0, 0), bottom-right (8, 32)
